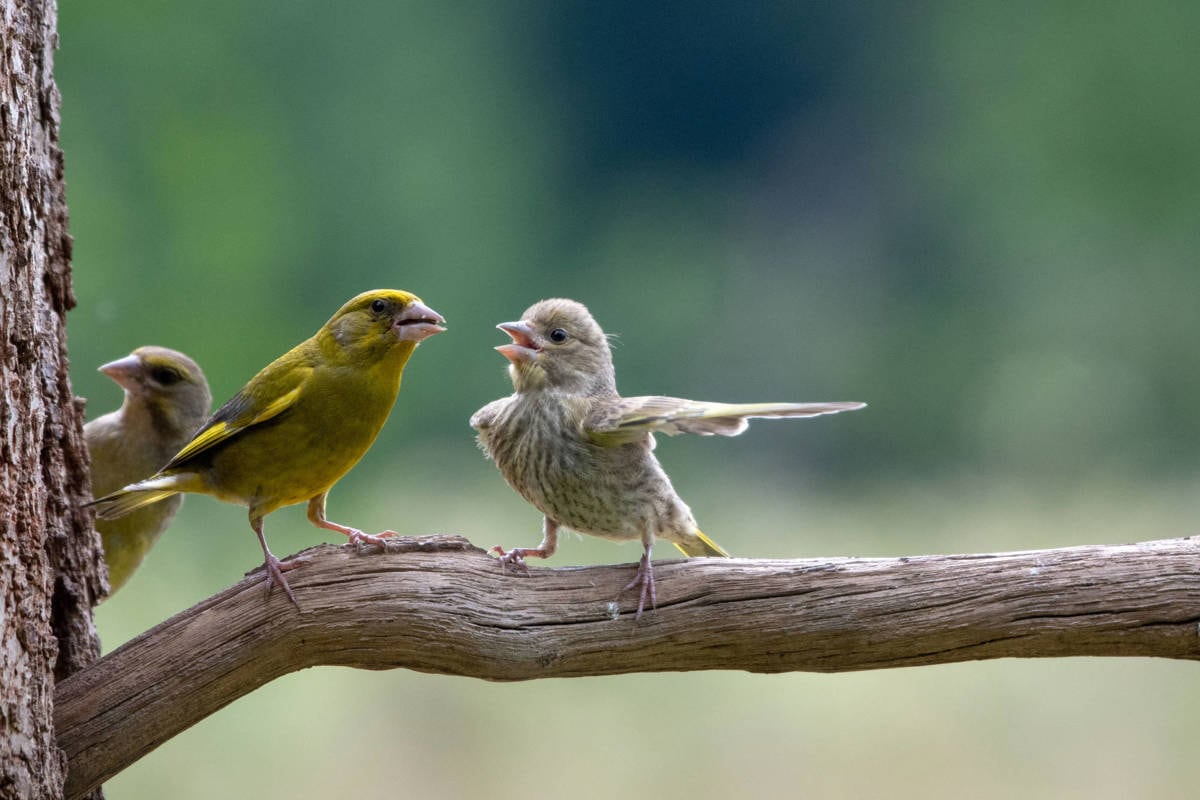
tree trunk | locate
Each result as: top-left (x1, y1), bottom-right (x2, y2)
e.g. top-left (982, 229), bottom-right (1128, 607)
top-left (0, 1), bottom-right (104, 798)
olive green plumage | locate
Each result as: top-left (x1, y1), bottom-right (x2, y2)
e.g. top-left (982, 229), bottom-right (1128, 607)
top-left (471, 298), bottom-right (865, 617)
top-left (85, 346), bottom-right (212, 597)
top-left (91, 289), bottom-right (446, 606)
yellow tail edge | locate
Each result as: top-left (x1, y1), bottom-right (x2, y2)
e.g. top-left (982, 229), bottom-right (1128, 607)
top-left (674, 529), bottom-right (730, 558)
top-left (89, 488), bottom-right (179, 521)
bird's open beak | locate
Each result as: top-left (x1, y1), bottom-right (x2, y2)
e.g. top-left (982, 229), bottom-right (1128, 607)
top-left (495, 321), bottom-right (539, 365)
top-left (394, 301), bottom-right (446, 343)
top-left (98, 354), bottom-right (142, 392)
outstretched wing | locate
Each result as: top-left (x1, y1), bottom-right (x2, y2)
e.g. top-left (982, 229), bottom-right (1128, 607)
top-left (585, 397), bottom-right (865, 445)
top-left (162, 358), bottom-right (312, 469)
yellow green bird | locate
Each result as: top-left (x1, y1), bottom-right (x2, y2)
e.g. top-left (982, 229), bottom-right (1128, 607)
top-left (91, 289), bottom-right (445, 606)
top-left (85, 346), bottom-right (212, 597)
top-left (471, 298), bottom-right (865, 618)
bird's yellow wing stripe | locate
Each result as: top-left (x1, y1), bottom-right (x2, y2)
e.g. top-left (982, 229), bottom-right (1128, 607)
top-left (243, 383), bottom-right (304, 428)
top-left (169, 421), bottom-right (231, 463)
top-left (167, 383), bottom-right (304, 464)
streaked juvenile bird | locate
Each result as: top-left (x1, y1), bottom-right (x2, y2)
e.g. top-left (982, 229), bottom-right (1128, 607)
top-left (91, 289), bottom-right (446, 607)
top-left (85, 346), bottom-right (212, 597)
top-left (471, 298), bottom-right (865, 618)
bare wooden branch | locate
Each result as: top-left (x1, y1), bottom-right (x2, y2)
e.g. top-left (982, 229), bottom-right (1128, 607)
top-left (56, 535), bottom-right (1200, 798)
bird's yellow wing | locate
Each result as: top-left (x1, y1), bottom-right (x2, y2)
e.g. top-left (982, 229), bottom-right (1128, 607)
top-left (585, 397), bottom-right (865, 445)
top-left (163, 362), bottom-right (312, 468)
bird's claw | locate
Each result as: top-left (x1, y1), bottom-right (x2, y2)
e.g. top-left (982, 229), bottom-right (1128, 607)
top-left (261, 554), bottom-right (303, 609)
top-left (620, 554), bottom-right (657, 619)
top-left (491, 545), bottom-right (531, 574)
top-left (346, 528), bottom-right (399, 549)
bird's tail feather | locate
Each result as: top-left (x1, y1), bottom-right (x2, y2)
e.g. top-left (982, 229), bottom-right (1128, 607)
top-left (90, 488), bottom-right (179, 520)
top-left (674, 529), bottom-right (730, 558)
top-left (89, 475), bottom-right (187, 520)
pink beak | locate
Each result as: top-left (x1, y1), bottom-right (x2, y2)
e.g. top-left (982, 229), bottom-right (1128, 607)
top-left (395, 301), bottom-right (446, 343)
top-left (495, 321), bottom-right (539, 365)
top-left (98, 354), bottom-right (142, 392)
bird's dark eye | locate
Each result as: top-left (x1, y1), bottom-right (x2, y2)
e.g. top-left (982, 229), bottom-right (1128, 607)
top-left (371, 299), bottom-right (388, 314)
top-left (150, 367), bottom-right (182, 386)
top-left (549, 328), bottom-right (569, 344)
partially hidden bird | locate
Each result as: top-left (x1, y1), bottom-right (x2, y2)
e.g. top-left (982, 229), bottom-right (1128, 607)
top-left (90, 289), bottom-right (446, 607)
top-left (471, 298), bottom-right (865, 618)
top-left (85, 346), bottom-right (212, 597)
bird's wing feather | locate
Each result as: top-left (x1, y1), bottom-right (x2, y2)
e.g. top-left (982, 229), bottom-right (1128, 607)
top-left (585, 397), bottom-right (865, 444)
top-left (162, 365), bottom-right (311, 468)
top-left (469, 397), bottom-right (510, 431)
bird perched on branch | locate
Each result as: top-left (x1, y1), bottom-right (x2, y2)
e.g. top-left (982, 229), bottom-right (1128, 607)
top-left (85, 346), bottom-right (212, 597)
top-left (470, 298), bottom-right (865, 618)
top-left (91, 289), bottom-right (446, 607)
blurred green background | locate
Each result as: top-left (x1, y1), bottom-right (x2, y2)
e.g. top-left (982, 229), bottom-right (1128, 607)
top-left (59, 1), bottom-right (1200, 798)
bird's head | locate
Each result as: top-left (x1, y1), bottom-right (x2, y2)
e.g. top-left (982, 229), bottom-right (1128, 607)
top-left (495, 298), bottom-right (616, 395)
top-left (99, 346), bottom-right (212, 434)
top-left (323, 289), bottom-right (446, 361)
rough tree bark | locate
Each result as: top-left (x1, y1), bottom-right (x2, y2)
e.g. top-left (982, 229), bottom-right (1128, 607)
top-left (56, 535), bottom-right (1200, 799)
top-left (0, 1), bottom-right (104, 798)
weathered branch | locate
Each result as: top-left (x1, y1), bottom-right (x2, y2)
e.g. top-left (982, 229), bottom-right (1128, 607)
top-left (56, 535), bottom-right (1200, 798)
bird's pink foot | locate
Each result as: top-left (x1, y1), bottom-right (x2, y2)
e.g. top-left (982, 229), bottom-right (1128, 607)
top-left (491, 545), bottom-right (549, 574)
top-left (345, 528), bottom-right (398, 548)
top-left (621, 553), bottom-right (657, 619)
top-left (261, 553), bottom-right (304, 609)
